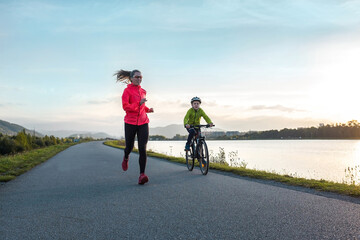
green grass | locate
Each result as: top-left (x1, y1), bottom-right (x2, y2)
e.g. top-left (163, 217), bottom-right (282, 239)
top-left (0, 143), bottom-right (75, 182)
top-left (104, 140), bottom-right (360, 197)
top-left (104, 139), bottom-right (126, 149)
top-left (104, 140), bottom-right (186, 163)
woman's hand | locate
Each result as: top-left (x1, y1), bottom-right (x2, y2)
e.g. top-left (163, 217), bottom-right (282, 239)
top-left (185, 124), bottom-right (190, 129)
top-left (140, 98), bottom-right (147, 105)
top-left (148, 108), bottom-right (154, 113)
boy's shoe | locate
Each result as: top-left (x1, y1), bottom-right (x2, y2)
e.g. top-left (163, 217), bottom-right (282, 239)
top-left (184, 144), bottom-right (190, 151)
top-left (122, 156), bottom-right (129, 171)
top-left (138, 173), bottom-right (149, 185)
top-left (201, 160), bottom-right (207, 168)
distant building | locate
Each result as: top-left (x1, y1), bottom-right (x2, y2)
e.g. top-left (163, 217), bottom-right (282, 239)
top-left (226, 131), bottom-right (241, 137)
top-left (205, 131), bottom-right (226, 137)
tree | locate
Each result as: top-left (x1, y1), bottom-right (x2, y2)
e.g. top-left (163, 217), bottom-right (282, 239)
top-left (149, 135), bottom-right (167, 140)
top-left (15, 129), bottom-right (30, 151)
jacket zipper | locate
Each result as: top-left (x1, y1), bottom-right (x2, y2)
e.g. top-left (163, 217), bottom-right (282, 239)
top-left (193, 109), bottom-right (197, 125)
top-left (137, 87), bottom-right (141, 125)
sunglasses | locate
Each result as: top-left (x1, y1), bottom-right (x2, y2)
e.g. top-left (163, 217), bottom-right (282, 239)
top-left (133, 76), bottom-right (142, 79)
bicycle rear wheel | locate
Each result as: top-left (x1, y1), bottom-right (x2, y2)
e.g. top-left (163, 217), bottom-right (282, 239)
top-left (198, 141), bottom-right (209, 175)
top-left (186, 144), bottom-right (195, 171)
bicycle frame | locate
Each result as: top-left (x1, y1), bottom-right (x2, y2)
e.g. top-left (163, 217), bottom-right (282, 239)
top-left (190, 128), bottom-right (205, 159)
top-left (190, 124), bottom-right (213, 157)
top-left (186, 124), bottom-right (214, 175)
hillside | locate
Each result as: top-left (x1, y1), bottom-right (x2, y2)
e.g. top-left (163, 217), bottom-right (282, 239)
top-left (68, 132), bottom-right (115, 140)
top-left (40, 130), bottom-right (115, 139)
top-left (149, 124), bottom-right (187, 138)
top-left (0, 120), bottom-right (43, 137)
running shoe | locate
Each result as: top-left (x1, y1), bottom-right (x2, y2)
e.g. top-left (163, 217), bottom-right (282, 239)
top-left (122, 156), bottom-right (129, 171)
top-left (138, 173), bottom-right (149, 185)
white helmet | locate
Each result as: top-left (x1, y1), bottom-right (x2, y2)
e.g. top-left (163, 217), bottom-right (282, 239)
top-left (191, 96), bottom-right (201, 103)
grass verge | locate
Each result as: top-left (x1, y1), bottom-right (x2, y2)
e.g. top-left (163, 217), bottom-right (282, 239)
top-left (104, 140), bottom-right (360, 197)
top-left (0, 143), bottom-right (75, 182)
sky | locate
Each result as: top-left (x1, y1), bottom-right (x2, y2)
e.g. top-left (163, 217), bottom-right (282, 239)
top-left (1, 0), bottom-right (360, 137)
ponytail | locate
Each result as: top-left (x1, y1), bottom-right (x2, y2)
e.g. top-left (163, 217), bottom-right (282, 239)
top-left (114, 69), bottom-right (141, 84)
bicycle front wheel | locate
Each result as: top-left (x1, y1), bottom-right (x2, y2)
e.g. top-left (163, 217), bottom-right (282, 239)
top-left (186, 144), bottom-right (195, 171)
top-left (198, 141), bottom-right (209, 175)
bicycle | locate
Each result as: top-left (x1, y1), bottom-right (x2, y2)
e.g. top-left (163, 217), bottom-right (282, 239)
top-left (185, 124), bottom-right (214, 175)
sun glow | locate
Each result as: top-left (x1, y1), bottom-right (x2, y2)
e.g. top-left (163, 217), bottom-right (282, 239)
top-left (308, 34), bottom-right (360, 121)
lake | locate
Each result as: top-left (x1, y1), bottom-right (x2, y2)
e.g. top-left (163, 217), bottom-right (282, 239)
top-left (146, 140), bottom-right (360, 183)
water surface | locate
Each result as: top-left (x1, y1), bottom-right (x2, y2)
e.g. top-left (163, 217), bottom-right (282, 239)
top-left (147, 140), bottom-right (360, 183)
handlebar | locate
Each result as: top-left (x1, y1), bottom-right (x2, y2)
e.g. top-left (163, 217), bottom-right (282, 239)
top-left (189, 124), bottom-right (215, 128)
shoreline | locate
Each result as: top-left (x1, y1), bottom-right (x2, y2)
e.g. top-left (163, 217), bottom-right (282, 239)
top-left (104, 140), bottom-right (360, 198)
top-left (148, 138), bottom-right (360, 141)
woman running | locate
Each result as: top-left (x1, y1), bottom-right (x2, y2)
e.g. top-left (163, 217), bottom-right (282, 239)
top-left (115, 69), bottom-right (154, 185)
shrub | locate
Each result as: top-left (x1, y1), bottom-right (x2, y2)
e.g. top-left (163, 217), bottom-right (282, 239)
top-left (210, 147), bottom-right (228, 165)
top-left (0, 133), bottom-right (65, 156)
top-left (0, 137), bottom-right (17, 155)
top-left (34, 138), bottom-right (45, 148)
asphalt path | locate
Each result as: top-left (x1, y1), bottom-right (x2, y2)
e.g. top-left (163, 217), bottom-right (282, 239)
top-left (1, 141), bottom-right (360, 239)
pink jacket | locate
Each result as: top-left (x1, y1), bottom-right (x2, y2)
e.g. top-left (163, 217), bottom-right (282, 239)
top-left (122, 83), bottom-right (150, 125)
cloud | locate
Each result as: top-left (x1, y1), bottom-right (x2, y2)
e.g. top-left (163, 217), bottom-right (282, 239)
top-left (87, 100), bottom-right (111, 105)
top-left (0, 86), bottom-right (24, 92)
top-left (249, 105), bottom-right (305, 113)
top-left (0, 1), bottom-right (63, 21)
top-left (0, 102), bottom-right (25, 107)
top-left (26, 67), bottom-right (79, 74)
top-left (45, 0), bottom-right (356, 36)
top-left (86, 95), bottom-right (121, 105)
top-left (140, 0), bottom-right (360, 34)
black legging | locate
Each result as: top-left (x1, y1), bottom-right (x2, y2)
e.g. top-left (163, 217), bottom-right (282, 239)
top-left (186, 127), bottom-right (197, 146)
top-left (124, 123), bottom-right (149, 174)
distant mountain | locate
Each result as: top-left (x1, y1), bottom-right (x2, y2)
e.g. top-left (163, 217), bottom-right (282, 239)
top-left (0, 119), bottom-right (43, 137)
top-left (149, 124), bottom-right (187, 138)
top-left (68, 132), bottom-right (116, 140)
top-left (0, 119), bottom-right (116, 139)
top-left (40, 130), bottom-right (87, 138)
top-left (39, 130), bottom-right (116, 139)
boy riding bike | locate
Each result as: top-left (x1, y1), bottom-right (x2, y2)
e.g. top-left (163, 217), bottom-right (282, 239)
top-left (184, 97), bottom-right (214, 151)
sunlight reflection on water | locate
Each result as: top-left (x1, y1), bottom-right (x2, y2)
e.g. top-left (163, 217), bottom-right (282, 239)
top-left (146, 140), bottom-right (360, 184)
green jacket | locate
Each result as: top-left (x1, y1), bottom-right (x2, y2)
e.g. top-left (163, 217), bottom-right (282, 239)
top-left (183, 107), bottom-right (212, 126)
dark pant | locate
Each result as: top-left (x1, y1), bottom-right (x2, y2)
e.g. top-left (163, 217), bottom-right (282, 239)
top-left (124, 123), bottom-right (149, 174)
top-left (186, 128), bottom-right (198, 146)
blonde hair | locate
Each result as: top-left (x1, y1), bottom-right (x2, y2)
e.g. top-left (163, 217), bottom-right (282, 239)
top-left (114, 69), bottom-right (141, 84)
